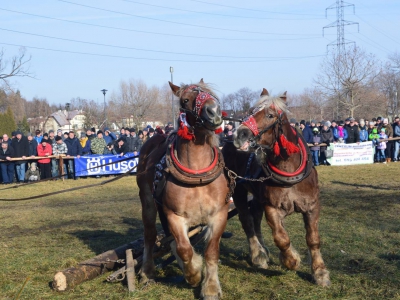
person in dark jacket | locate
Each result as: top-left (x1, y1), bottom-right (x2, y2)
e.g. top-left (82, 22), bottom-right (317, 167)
top-left (114, 137), bottom-right (129, 156)
top-left (345, 117), bottom-right (360, 144)
top-left (0, 141), bottom-right (15, 184)
top-left (320, 123), bottom-right (334, 165)
top-left (11, 131), bottom-right (30, 183)
top-left (310, 127), bottom-right (321, 166)
top-left (103, 128), bottom-right (117, 145)
top-left (64, 131), bottom-right (82, 179)
top-left (299, 120), bottom-right (313, 144)
top-left (27, 133), bottom-right (38, 156)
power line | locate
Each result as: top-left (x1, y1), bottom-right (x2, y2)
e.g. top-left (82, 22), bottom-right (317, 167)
top-left (0, 8), bottom-right (327, 42)
top-left (121, 0), bottom-right (324, 20)
top-left (0, 27), bottom-right (321, 59)
top-left (188, 0), bottom-right (323, 16)
top-left (0, 42), bottom-right (326, 63)
top-left (58, 0), bottom-right (321, 36)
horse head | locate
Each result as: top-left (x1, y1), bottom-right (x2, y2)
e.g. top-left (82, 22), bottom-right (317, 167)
top-left (169, 79), bottom-right (222, 132)
top-left (234, 89), bottom-right (290, 152)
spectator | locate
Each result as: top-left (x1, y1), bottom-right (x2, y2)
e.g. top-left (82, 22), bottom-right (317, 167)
top-left (379, 118), bottom-right (393, 162)
top-left (310, 127), bottom-right (321, 166)
top-left (377, 128), bottom-right (388, 163)
top-left (369, 128), bottom-right (380, 162)
top-left (359, 119), bottom-right (368, 142)
top-left (103, 128), bottom-right (117, 145)
top-left (80, 132), bottom-right (91, 155)
top-left (56, 129), bottom-right (64, 140)
top-left (24, 162), bottom-right (40, 182)
top-left (344, 118), bottom-right (351, 129)
top-left (393, 117), bottom-right (400, 162)
top-left (310, 120), bottom-right (317, 131)
top-left (142, 128), bottom-right (149, 143)
top-left (48, 130), bottom-right (56, 146)
top-left (376, 116), bottom-right (382, 127)
top-left (37, 138), bottom-right (52, 179)
top-left (114, 137), bottom-right (129, 156)
top-left (86, 128), bottom-right (95, 141)
top-left (137, 130), bottom-right (144, 153)
top-left (333, 121), bottom-right (348, 143)
top-left (320, 122), bottom-right (334, 166)
top-left (148, 128), bottom-right (155, 138)
top-left (104, 141), bottom-right (117, 155)
top-left (11, 131), bottom-right (30, 183)
top-left (129, 128), bottom-right (139, 155)
top-left (120, 127), bottom-right (126, 138)
top-left (0, 141), bottom-right (15, 184)
top-left (52, 136), bottom-right (68, 178)
top-left (164, 122), bottom-right (174, 134)
top-left (125, 128), bottom-right (131, 139)
top-left (34, 129), bottom-right (43, 144)
top-left (289, 118), bottom-right (296, 128)
top-left (299, 120), bottom-right (313, 144)
top-left (27, 133), bottom-right (38, 157)
top-left (63, 132), bottom-right (69, 140)
top-left (2, 134), bottom-right (12, 146)
top-left (64, 131), bottom-right (82, 179)
top-left (224, 122), bottom-right (235, 138)
top-left (346, 117), bottom-right (360, 144)
top-left (367, 121), bottom-right (375, 136)
top-left (91, 130), bottom-right (107, 155)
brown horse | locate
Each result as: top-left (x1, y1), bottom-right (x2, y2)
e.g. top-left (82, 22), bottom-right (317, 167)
top-left (231, 89), bottom-right (331, 287)
top-left (136, 80), bottom-right (229, 299)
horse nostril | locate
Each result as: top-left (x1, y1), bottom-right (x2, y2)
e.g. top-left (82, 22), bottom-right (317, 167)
top-left (205, 106), bottom-right (216, 118)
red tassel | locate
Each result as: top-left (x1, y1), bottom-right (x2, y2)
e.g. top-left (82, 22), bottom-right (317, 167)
top-left (222, 111), bottom-right (228, 117)
top-left (177, 125), bottom-right (195, 140)
top-left (214, 127), bottom-right (223, 134)
top-left (279, 134), bottom-right (299, 156)
top-left (273, 141), bottom-right (280, 156)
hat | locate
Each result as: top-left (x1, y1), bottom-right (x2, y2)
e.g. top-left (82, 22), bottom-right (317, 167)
top-left (27, 132), bottom-right (33, 137)
top-left (125, 127), bottom-right (131, 132)
top-left (377, 116), bottom-right (382, 121)
top-left (306, 121), bottom-right (310, 126)
top-left (149, 128), bottom-right (155, 133)
top-left (43, 133), bottom-right (49, 137)
top-left (138, 130), bottom-right (143, 135)
top-left (142, 128), bottom-right (148, 132)
top-left (372, 128), bottom-right (377, 133)
top-left (57, 129), bottom-right (63, 133)
top-left (41, 138), bottom-right (48, 144)
top-left (312, 127), bottom-right (319, 132)
top-left (104, 127), bottom-right (110, 132)
top-left (35, 129), bottom-right (41, 133)
top-left (55, 136), bottom-right (62, 141)
top-left (64, 132), bottom-right (69, 135)
top-left (339, 121), bottom-right (344, 126)
top-left (117, 137), bottom-right (126, 143)
top-left (80, 132), bottom-right (86, 138)
top-left (107, 141), bottom-right (114, 147)
top-left (227, 122), bottom-right (234, 126)
top-left (349, 117), bottom-right (355, 121)
top-left (369, 121), bottom-right (375, 125)
top-left (91, 127), bottom-right (96, 133)
top-left (167, 122), bottom-right (173, 125)
top-left (300, 120), bottom-right (306, 125)
top-left (97, 130), bottom-right (103, 135)
top-left (130, 128), bottom-right (136, 132)
top-left (311, 119), bottom-right (316, 124)
top-left (49, 129), bottom-right (54, 134)
top-left (383, 118), bottom-right (388, 124)
top-left (11, 131), bottom-right (16, 136)
top-left (146, 125), bottom-right (152, 128)
top-left (289, 118), bottom-right (296, 124)
top-left (15, 130), bottom-right (22, 135)
top-left (380, 127), bottom-right (386, 132)
top-left (345, 118), bottom-right (350, 122)
top-left (324, 121), bottom-right (331, 127)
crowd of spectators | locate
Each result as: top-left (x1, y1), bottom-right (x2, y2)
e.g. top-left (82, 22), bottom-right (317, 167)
top-left (0, 123), bottom-right (174, 184)
top-left (291, 116), bottom-right (400, 166)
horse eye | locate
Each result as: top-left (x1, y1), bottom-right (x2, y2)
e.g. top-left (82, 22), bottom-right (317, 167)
top-left (267, 114), bottom-right (274, 119)
top-left (183, 99), bottom-right (189, 104)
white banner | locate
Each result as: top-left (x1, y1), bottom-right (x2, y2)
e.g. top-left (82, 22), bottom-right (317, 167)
top-left (327, 141), bottom-right (374, 166)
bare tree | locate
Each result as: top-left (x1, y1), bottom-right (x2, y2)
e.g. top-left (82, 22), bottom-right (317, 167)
top-left (221, 87), bottom-right (258, 113)
top-left (314, 46), bottom-right (380, 118)
top-left (0, 48), bottom-right (33, 88)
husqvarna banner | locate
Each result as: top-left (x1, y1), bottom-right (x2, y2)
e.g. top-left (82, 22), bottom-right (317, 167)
top-left (74, 153), bottom-right (138, 177)
top-left (327, 141), bottom-right (374, 166)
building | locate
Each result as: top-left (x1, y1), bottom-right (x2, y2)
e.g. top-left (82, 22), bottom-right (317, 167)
top-left (42, 110), bottom-right (86, 134)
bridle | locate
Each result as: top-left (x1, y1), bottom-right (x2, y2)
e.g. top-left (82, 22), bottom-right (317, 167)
top-left (179, 85), bottom-right (222, 131)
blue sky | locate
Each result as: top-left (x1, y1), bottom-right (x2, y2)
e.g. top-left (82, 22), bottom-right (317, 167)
top-left (1, 0), bottom-right (399, 106)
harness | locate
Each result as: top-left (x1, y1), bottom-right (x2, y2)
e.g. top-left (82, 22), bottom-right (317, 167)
top-left (241, 105), bottom-right (313, 186)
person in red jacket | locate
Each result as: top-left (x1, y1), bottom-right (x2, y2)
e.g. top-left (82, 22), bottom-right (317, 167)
top-left (37, 138), bottom-right (53, 179)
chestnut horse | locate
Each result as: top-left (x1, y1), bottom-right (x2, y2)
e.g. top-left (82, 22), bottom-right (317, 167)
top-left (231, 89), bottom-right (330, 287)
top-left (136, 80), bottom-right (229, 299)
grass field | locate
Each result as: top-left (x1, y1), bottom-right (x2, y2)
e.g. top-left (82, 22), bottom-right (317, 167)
top-left (1, 163), bottom-right (399, 300)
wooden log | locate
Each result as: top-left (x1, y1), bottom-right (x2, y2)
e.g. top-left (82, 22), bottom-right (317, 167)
top-left (125, 249), bottom-right (136, 293)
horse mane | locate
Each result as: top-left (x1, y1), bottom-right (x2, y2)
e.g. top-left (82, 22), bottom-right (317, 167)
top-left (177, 82), bottom-right (219, 100)
top-left (253, 94), bottom-right (289, 115)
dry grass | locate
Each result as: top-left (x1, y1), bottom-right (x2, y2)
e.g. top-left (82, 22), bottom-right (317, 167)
top-left (0, 164), bottom-right (399, 299)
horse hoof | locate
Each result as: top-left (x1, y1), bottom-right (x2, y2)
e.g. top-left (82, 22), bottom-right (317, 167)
top-left (279, 249), bottom-right (301, 270)
top-left (251, 250), bottom-right (269, 269)
top-left (203, 296), bottom-right (220, 300)
top-left (314, 269), bottom-right (331, 287)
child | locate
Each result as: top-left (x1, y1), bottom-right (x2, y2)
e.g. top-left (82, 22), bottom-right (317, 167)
top-left (377, 128), bottom-right (388, 163)
top-left (311, 127), bottom-right (321, 166)
top-left (24, 162), bottom-right (40, 182)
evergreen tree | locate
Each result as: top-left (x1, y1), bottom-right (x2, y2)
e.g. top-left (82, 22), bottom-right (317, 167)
top-left (18, 116), bottom-right (30, 134)
top-left (3, 106), bottom-right (17, 136)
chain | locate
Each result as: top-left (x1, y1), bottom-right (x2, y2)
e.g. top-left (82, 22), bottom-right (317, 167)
top-left (224, 166), bottom-right (271, 182)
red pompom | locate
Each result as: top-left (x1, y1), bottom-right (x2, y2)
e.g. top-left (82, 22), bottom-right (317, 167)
top-left (214, 127), bottom-right (223, 134)
top-left (273, 141), bottom-right (280, 156)
top-left (279, 134), bottom-right (299, 156)
top-left (177, 125), bottom-right (195, 140)
top-left (222, 111), bottom-right (228, 117)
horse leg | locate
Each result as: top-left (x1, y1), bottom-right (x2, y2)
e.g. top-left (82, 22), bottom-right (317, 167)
top-left (265, 205), bottom-right (301, 270)
top-left (302, 209), bottom-right (331, 287)
top-left (250, 197), bottom-right (270, 256)
top-left (168, 214), bottom-right (203, 287)
top-left (138, 186), bottom-right (157, 284)
top-left (234, 188), bottom-right (269, 269)
top-left (201, 210), bottom-right (227, 300)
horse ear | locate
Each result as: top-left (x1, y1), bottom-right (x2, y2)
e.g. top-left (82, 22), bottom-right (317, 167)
top-left (280, 91), bottom-right (287, 102)
top-left (260, 88), bottom-right (269, 96)
top-left (169, 81), bottom-right (180, 96)
top-left (199, 78), bottom-right (204, 84)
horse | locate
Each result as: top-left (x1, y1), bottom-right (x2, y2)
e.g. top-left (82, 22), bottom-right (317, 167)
top-left (230, 88), bottom-right (331, 287)
top-left (136, 80), bottom-right (230, 299)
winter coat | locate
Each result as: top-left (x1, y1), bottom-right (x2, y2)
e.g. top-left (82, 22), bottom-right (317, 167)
top-left (28, 139), bottom-right (38, 156)
top-left (320, 128), bottom-right (334, 151)
top-left (378, 124), bottom-right (393, 138)
top-left (103, 132), bottom-right (117, 145)
top-left (114, 142), bottom-right (129, 155)
top-left (359, 126), bottom-right (369, 142)
top-left (136, 138), bottom-right (143, 153)
top-left (37, 143), bottom-right (52, 163)
top-left (80, 137), bottom-right (91, 155)
top-left (126, 135), bottom-right (139, 152)
top-left (345, 125), bottom-right (360, 144)
top-left (301, 126), bottom-right (313, 144)
top-left (34, 135), bottom-right (43, 144)
top-left (25, 168), bottom-right (40, 181)
top-left (310, 134), bottom-right (321, 151)
top-left (64, 137), bottom-right (83, 156)
top-left (90, 137), bottom-right (106, 155)
top-left (11, 136), bottom-right (30, 164)
top-left (377, 133), bottom-right (388, 150)
top-left (0, 145), bottom-right (15, 164)
top-left (394, 123), bottom-right (400, 138)
top-left (52, 141), bottom-right (68, 156)
top-left (333, 126), bottom-right (348, 142)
